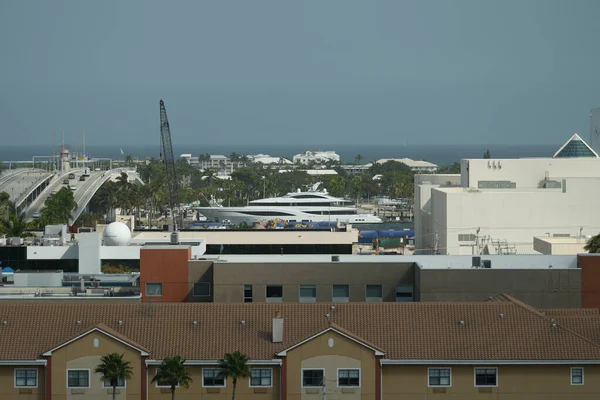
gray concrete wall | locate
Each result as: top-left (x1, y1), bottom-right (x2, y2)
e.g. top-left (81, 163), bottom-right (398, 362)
top-left (187, 260), bottom-right (214, 302)
top-left (211, 261), bottom-right (415, 303)
top-left (417, 268), bottom-right (582, 308)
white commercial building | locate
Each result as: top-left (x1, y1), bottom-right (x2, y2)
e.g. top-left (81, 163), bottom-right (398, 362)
top-left (248, 154), bottom-right (293, 165)
top-left (180, 154), bottom-right (246, 173)
top-left (293, 150), bottom-right (340, 164)
top-left (371, 158), bottom-right (438, 172)
top-left (414, 134), bottom-right (600, 255)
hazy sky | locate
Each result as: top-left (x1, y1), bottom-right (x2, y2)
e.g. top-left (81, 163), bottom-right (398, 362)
top-left (1, 0), bottom-right (600, 147)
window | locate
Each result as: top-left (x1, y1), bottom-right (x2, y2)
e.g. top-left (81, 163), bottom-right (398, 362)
top-left (332, 285), bottom-right (349, 302)
top-left (474, 368), bottom-right (497, 387)
top-left (102, 377), bottom-right (126, 388)
top-left (193, 282), bottom-right (211, 297)
top-left (146, 283), bottom-right (162, 297)
top-left (366, 285), bottom-right (382, 302)
top-left (203, 368), bottom-right (225, 387)
top-left (302, 369), bottom-right (324, 387)
top-left (395, 284), bottom-right (413, 302)
top-left (15, 369), bottom-right (37, 388)
top-left (250, 368), bottom-right (272, 387)
top-left (244, 284), bottom-right (253, 303)
top-left (266, 285), bottom-right (283, 302)
top-left (428, 368), bottom-right (451, 387)
top-left (300, 285), bottom-right (316, 302)
top-left (338, 369), bottom-right (360, 387)
top-left (67, 370), bottom-right (90, 388)
top-left (571, 367), bottom-right (584, 385)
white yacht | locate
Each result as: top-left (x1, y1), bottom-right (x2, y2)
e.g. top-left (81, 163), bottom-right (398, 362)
top-left (196, 186), bottom-right (382, 225)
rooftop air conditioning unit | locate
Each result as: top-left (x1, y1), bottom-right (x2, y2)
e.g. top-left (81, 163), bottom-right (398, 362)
top-left (482, 260), bottom-right (492, 269)
top-left (472, 256), bottom-right (481, 268)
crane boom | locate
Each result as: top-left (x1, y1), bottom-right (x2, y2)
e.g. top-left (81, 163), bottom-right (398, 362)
top-left (159, 99), bottom-right (182, 229)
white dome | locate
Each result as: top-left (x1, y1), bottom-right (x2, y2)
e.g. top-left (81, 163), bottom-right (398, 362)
top-left (103, 222), bottom-right (132, 246)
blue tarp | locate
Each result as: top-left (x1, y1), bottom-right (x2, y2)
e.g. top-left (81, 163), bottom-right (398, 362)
top-left (2, 267), bottom-right (14, 273)
top-left (358, 230), bottom-right (414, 243)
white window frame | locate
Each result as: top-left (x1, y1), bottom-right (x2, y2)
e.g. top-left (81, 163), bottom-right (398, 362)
top-left (202, 368), bottom-right (226, 388)
top-left (427, 367), bottom-right (452, 387)
top-left (299, 284), bottom-right (317, 303)
top-left (336, 368), bottom-right (361, 388)
top-left (332, 285), bottom-right (349, 302)
top-left (66, 369), bottom-right (91, 389)
top-left (249, 368), bottom-right (273, 388)
top-left (365, 284), bottom-right (383, 302)
top-left (301, 368), bottom-right (325, 388)
top-left (154, 368), bottom-right (180, 388)
top-left (265, 285), bottom-right (283, 303)
top-left (473, 367), bottom-right (498, 387)
top-left (14, 368), bottom-right (38, 388)
top-left (101, 375), bottom-right (127, 388)
top-left (571, 367), bottom-right (584, 385)
top-left (193, 282), bottom-right (211, 297)
top-left (146, 282), bottom-right (163, 297)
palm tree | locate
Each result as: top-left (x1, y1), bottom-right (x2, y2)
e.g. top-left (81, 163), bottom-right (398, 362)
top-left (95, 353), bottom-right (133, 400)
top-left (584, 233), bottom-right (600, 253)
top-left (151, 356), bottom-right (192, 400)
top-left (218, 351), bottom-right (251, 400)
top-left (40, 188), bottom-right (77, 225)
top-left (0, 201), bottom-right (33, 237)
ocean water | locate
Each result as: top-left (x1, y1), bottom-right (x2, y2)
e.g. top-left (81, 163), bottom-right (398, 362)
top-left (0, 143), bottom-right (560, 165)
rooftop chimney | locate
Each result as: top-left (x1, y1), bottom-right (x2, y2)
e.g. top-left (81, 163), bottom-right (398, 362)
top-left (272, 311), bottom-right (283, 343)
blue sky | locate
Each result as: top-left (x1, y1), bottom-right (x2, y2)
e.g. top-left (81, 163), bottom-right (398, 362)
top-left (1, 0), bottom-right (599, 146)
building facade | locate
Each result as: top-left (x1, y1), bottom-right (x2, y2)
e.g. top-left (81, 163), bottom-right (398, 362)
top-left (293, 151), bottom-right (340, 165)
top-left (414, 135), bottom-right (600, 255)
top-left (1, 299), bottom-right (600, 399)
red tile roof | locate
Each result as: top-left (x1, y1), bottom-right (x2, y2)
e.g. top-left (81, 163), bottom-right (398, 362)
top-left (1, 299), bottom-right (600, 361)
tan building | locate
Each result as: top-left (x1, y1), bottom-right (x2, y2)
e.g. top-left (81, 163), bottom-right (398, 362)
top-left (1, 295), bottom-right (600, 399)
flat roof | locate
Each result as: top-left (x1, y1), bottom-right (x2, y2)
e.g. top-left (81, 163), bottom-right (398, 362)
top-left (192, 254), bottom-right (577, 269)
top-left (141, 245), bottom-right (191, 250)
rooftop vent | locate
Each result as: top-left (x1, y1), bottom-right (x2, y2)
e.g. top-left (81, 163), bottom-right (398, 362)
top-left (241, 320), bottom-right (246, 325)
top-left (459, 320), bottom-right (465, 326)
top-left (192, 320), bottom-right (198, 327)
top-left (170, 232), bottom-right (179, 245)
top-left (118, 320), bottom-right (123, 326)
top-left (499, 313), bottom-right (505, 318)
top-left (331, 255), bottom-right (340, 262)
top-left (2, 320), bottom-right (7, 326)
top-left (77, 320), bottom-right (81, 325)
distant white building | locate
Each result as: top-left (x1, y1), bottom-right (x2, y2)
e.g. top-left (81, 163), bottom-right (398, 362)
top-left (414, 133), bottom-right (600, 255)
top-left (248, 154), bottom-right (293, 165)
top-left (371, 158), bottom-right (438, 172)
top-left (181, 154), bottom-right (246, 173)
top-left (293, 150), bottom-right (340, 165)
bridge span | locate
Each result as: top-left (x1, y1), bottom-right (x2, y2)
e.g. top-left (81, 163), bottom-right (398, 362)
top-left (23, 168), bottom-right (142, 222)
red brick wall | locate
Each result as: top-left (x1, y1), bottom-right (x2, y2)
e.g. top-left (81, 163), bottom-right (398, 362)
top-left (578, 254), bottom-right (600, 309)
top-left (140, 247), bottom-right (191, 302)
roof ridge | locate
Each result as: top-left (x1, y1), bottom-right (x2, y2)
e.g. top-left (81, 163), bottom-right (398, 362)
top-left (507, 295), bottom-right (600, 351)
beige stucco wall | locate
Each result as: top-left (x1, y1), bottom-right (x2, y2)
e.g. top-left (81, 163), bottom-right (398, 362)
top-left (286, 331), bottom-right (377, 400)
top-left (147, 365), bottom-right (280, 400)
top-left (0, 365), bottom-right (45, 400)
top-left (50, 331), bottom-right (142, 400)
top-left (382, 364), bottom-right (600, 399)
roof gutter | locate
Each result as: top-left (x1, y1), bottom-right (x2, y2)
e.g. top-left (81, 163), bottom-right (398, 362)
top-left (0, 360), bottom-right (47, 366)
top-left (380, 359), bottom-right (600, 365)
top-left (145, 359), bottom-right (282, 366)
